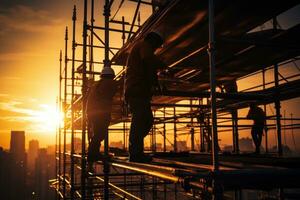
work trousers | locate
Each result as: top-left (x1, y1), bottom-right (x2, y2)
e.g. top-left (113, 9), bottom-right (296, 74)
top-left (251, 124), bottom-right (264, 153)
top-left (88, 113), bottom-right (111, 153)
top-left (128, 97), bottom-right (153, 157)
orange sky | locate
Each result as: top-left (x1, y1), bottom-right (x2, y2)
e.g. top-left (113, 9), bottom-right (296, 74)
top-left (0, 1), bottom-right (299, 151)
top-left (0, 0), bottom-right (153, 149)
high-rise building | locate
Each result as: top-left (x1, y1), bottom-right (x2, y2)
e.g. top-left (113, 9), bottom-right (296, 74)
top-left (28, 139), bottom-right (39, 171)
top-left (9, 131), bottom-right (27, 199)
top-left (0, 147), bottom-right (14, 200)
top-left (35, 148), bottom-right (56, 200)
top-left (10, 130), bottom-right (26, 162)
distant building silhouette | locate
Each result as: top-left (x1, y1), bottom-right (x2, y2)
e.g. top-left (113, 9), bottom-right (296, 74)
top-left (10, 130), bottom-right (26, 162)
top-left (239, 137), bottom-right (254, 152)
top-left (65, 137), bottom-right (82, 153)
top-left (35, 148), bottom-right (55, 200)
top-left (0, 147), bottom-right (14, 200)
top-left (223, 138), bottom-right (264, 153)
top-left (28, 140), bottom-right (39, 171)
top-left (7, 131), bottom-right (27, 199)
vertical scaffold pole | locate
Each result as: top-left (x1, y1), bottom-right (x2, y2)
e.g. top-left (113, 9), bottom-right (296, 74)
top-left (63, 26), bottom-right (68, 199)
top-left (122, 16), bottom-right (126, 45)
top-left (163, 107), bottom-right (166, 152)
top-left (121, 16), bottom-right (127, 152)
top-left (262, 69), bottom-right (268, 153)
top-left (273, 18), bottom-right (282, 156)
top-left (208, 0), bottom-right (222, 198)
top-left (81, 0), bottom-right (88, 199)
top-left (55, 98), bottom-right (58, 200)
top-left (58, 50), bottom-right (62, 200)
top-left (153, 111), bottom-right (156, 152)
top-left (127, 0), bottom-right (141, 41)
top-left (70, 5), bottom-right (76, 200)
top-left (208, 0), bottom-right (219, 171)
top-left (173, 107), bottom-right (177, 152)
top-left (232, 109), bottom-right (239, 154)
top-left (103, 0), bottom-right (111, 199)
top-left (190, 99), bottom-right (195, 151)
top-left (90, 0), bottom-right (95, 79)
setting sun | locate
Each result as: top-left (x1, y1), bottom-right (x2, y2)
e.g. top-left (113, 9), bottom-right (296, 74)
top-left (30, 104), bottom-right (62, 133)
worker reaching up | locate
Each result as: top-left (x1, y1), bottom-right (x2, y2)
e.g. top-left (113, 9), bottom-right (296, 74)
top-left (125, 31), bottom-right (167, 162)
top-left (87, 67), bottom-right (117, 162)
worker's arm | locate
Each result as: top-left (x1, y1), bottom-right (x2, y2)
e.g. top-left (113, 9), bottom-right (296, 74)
top-left (246, 109), bottom-right (253, 119)
top-left (263, 110), bottom-right (267, 126)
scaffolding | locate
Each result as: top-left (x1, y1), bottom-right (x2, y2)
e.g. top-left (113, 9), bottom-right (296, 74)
top-left (55, 0), bottom-right (300, 199)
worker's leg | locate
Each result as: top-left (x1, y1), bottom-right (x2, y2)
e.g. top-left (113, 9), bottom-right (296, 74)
top-left (128, 98), bottom-right (153, 158)
top-left (88, 114), bottom-right (110, 156)
top-left (251, 125), bottom-right (260, 153)
top-left (257, 125), bottom-right (264, 151)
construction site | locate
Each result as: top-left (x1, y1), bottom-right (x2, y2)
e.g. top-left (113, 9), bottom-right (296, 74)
top-left (54, 0), bottom-right (300, 199)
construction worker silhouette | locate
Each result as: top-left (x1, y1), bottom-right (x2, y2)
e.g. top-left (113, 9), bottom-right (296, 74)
top-left (125, 31), bottom-right (166, 162)
top-left (87, 67), bottom-right (117, 162)
top-left (247, 103), bottom-right (266, 154)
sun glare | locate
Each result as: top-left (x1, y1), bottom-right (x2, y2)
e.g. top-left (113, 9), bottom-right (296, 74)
top-left (31, 104), bottom-right (63, 133)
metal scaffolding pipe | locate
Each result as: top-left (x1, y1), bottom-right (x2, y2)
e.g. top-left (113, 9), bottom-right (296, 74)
top-left (70, 5), bottom-right (76, 200)
top-left (80, 0), bottom-right (88, 199)
top-left (273, 18), bottom-right (283, 156)
top-left (58, 50), bottom-right (62, 200)
top-left (103, 0), bottom-right (111, 199)
top-left (208, 0), bottom-right (219, 172)
top-left (63, 26), bottom-right (68, 199)
top-left (127, 0), bottom-right (142, 40)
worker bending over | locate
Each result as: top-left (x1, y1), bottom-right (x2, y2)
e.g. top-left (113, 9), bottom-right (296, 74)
top-left (125, 31), bottom-right (167, 162)
top-left (247, 103), bottom-right (266, 154)
top-left (87, 67), bottom-right (117, 162)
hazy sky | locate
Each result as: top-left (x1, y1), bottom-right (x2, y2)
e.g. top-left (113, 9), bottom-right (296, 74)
top-left (0, 0), bottom-right (80, 148)
top-left (0, 0), bottom-right (152, 148)
top-left (0, 1), bottom-right (299, 150)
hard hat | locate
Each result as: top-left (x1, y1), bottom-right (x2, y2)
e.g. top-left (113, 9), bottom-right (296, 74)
top-left (101, 67), bottom-right (115, 78)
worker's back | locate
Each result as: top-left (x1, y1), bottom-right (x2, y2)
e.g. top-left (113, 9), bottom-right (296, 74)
top-left (247, 106), bottom-right (266, 126)
top-left (125, 40), bottom-right (158, 99)
top-left (87, 79), bottom-right (117, 116)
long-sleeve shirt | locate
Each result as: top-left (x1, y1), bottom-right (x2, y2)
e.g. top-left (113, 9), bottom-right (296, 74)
top-left (125, 40), bottom-right (166, 99)
top-left (86, 79), bottom-right (117, 117)
top-left (247, 106), bottom-right (266, 126)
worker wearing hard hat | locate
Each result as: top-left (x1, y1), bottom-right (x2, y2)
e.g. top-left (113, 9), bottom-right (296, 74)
top-left (87, 67), bottom-right (117, 162)
top-left (125, 31), bottom-right (167, 162)
top-left (246, 103), bottom-right (266, 154)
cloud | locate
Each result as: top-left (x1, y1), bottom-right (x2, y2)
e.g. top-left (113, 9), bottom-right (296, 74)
top-left (0, 99), bottom-right (39, 119)
top-left (0, 5), bottom-right (63, 34)
top-left (0, 96), bottom-right (60, 132)
top-left (0, 52), bottom-right (49, 61)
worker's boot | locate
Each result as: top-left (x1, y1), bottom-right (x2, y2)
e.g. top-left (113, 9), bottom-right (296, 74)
top-left (255, 146), bottom-right (260, 154)
top-left (129, 138), bottom-right (152, 163)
